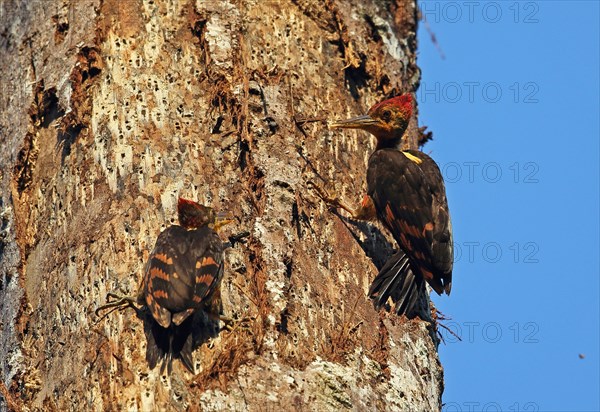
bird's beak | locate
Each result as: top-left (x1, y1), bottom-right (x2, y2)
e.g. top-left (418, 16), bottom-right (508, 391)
top-left (329, 114), bottom-right (379, 130)
top-left (214, 212), bottom-right (234, 232)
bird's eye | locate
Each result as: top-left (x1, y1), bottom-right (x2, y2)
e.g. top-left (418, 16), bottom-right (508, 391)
top-left (381, 110), bottom-right (392, 122)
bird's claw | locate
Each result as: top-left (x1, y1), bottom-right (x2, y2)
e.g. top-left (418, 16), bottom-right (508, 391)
top-left (308, 180), bottom-right (359, 218)
top-left (220, 315), bottom-right (254, 332)
top-left (95, 292), bottom-right (138, 318)
top-left (307, 180), bottom-right (344, 211)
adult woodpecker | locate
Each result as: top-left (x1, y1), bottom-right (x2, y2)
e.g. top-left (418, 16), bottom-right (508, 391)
top-left (316, 94), bottom-right (453, 318)
top-left (97, 198), bottom-right (236, 373)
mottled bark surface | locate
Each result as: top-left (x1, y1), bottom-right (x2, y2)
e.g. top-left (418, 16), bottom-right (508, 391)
top-left (0, 0), bottom-right (443, 410)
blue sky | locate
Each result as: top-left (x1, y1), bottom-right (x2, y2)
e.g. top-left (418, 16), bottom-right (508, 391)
top-left (416, 1), bottom-right (600, 411)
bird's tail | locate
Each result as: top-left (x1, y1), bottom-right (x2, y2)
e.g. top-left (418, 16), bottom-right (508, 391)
top-left (368, 250), bottom-right (425, 318)
top-left (145, 314), bottom-right (195, 374)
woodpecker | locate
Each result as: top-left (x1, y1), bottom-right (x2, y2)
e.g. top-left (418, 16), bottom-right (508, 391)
top-left (141, 198), bottom-right (234, 373)
top-left (97, 198), bottom-right (236, 374)
top-left (317, 94), bottom-right (453, 318)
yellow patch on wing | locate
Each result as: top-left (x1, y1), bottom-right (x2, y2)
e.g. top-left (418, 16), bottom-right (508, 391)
top-left (402, 151), bottom-right (423, 164)
top-left (153, 253), bottom-right (174, 265)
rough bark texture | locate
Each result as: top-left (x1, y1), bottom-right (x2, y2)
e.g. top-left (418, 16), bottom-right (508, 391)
top-left (0, 0), bottom-right (443, 410)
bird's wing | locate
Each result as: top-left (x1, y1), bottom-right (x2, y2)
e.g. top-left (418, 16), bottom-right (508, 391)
top-left (406, 150), bottom-right (453, 291)
top-left (188, 228), bottom-right (224, 320)
top-left (143, 227), bottom-right (187, 328)
top-left (143, 226), bottom-right (224, 328)
top-left (367, 149), bottom-right (452, 294)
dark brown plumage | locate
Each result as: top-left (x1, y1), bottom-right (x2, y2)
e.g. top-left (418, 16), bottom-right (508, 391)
top-left (94, 198), bottom-right (244, 373)
top-left (329, 94), bottom-right (453, 318)
top-left (142, 198), bottom-right (226, 373)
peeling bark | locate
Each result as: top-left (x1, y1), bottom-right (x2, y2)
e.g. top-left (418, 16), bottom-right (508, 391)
top-left (0, 0), bottom-right (443, 410)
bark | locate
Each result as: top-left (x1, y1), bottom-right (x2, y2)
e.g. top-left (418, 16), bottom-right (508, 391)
top-left (0, 0), bottom-right (443, 410)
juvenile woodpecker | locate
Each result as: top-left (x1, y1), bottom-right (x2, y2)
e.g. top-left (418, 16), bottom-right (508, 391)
top-left (141, 198), bottom-right (231, 373)
top-left (319, 94), bottom-right (453, 318)
top-left (97, 198), bottom-right (235, 373)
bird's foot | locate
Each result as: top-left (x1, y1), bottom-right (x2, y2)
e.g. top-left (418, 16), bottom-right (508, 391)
top-left (95, 292), bottom-right (140, 320)
top-left (307, 180), bottom-right (373, 220)
top-left (219, 315), bottom-right (254, 332)
top-left (307, 180), bottom-right (354, 215)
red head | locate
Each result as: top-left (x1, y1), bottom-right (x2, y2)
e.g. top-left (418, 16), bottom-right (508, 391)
top-left (177, 198), bottom-right (215, 229)
top-left (177, 197), bottom-right (234, 231)
top-left (330, 94), bottom-right (413, 149)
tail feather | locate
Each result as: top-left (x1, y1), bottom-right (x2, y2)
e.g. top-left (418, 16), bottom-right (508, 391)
top-left (394, 270), bottom-right (419, 316)
top-left (144, 312), bottom-right (195, 374)
top-left (145, 313), bottom-right (166, 370)
top-left (368, 250), bottom-right (425, 318)
top-left (178, 335), bottom-right (194, 373)
top-left (159, 349), bottom-right (170, 376)
top-left (371, 255), bottom-right (409, 308)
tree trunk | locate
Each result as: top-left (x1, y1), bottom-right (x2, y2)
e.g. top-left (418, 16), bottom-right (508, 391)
top-left (0, 0), bottom-right (443, 410)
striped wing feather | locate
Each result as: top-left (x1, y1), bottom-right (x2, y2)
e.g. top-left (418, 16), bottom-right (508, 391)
top-left (143, 225), bottom-right (224, 328)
